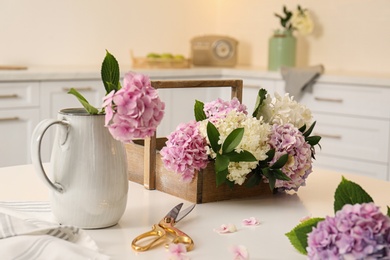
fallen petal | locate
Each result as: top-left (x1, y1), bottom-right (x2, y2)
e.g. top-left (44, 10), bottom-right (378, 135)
top-left (229, 245), bottom-right (249, 260)
top-left (213, 223), bottom-right (237, 234)
top-left (242, 217), bottom-right (260, 226)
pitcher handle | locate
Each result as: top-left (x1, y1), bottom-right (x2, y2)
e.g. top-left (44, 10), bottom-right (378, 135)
top-left (31, 119), bottom-right (69, 193)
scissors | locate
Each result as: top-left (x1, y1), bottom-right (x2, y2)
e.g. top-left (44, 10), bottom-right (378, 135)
top-left (131, 203), bottom-right (195, 252)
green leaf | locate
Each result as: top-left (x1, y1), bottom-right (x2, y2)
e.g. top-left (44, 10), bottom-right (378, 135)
top-left (334, 176), bottom-right (374, 213)
top-left (207, 122), bottom-right (221, 153)
top-left (225, 150), bottom-right (257, 162)
top-left (306, 136), bottom-right (321, 146)
top-left (252, 88), bottom-right (268, 118)
top-left (270, 153), bottom-right (288, 169)
top-left (387, 206), bottom-right (390, 217)
top-left (216, 168), bottom-right (229, 187)
top-left (261, 167), bottom-right (270, 178)
top-left (67, 88), bottom-right (99, 114)
top-left (194, 100), bottom-right (207, 121)
top-left (271, 169), bottom-right (291, 181)
top-left (262, 167), bottom-right (276, 190)
top-left (215, 154), bottom-right (229, 173)
top-left (222, 128), bottom-right (244, 154)
top-left (303, 121), bottom-right (316, 137)
top-left (265, 149), bottom-right (275, 162)
top-left (298, 124), bottom-right (306, 133)
top-left (225, 179), bottom-right (235, 189)
top-left (245, 172), bottom-right (262, 187)
top-left (285, 217), bottom-right (325, 255)
top-left (101, 50), bottom-right (120, 94)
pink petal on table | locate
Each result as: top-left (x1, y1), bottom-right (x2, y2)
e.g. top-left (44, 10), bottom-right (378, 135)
top-left (213, 223), bottom-right (237, 234)
top-left (167, 243), bottom-right (189, 260)
top-left (242, 217), bottom-right (260, 226)
top-left (229, 245), bottom-right (249, 260)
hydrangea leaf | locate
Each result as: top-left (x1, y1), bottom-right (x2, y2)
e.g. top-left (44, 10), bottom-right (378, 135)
top-left (271, 169), bottom-right (291, 181)
top-left (207, 122), bottom-right (221, 153)
top-left (101, 50), bottom-right (120, 94)
top-left (387, 206), bottom-right (390, 217)
top-left (303, 121), bottom-right (316, 137)
top-left (285, 217), bottom-right (324, 255)
top-left (215, 154), bottom-right (230, 187)
top-left (270, 153), bottom-right (288, 169)
top-left (252, 88), bottom-right (268, 118)
top-left (306, 136), bottom-right (321, 146)
top-left (67, 88), bottom-right (99, 115)
top-left (334, 176), bottom-right (374, 213)
top-left (245, 172), bottom-right (262, 187)
top-left (222, 128), bottom-right (244, 154)
top-left (298, 124), bottom-right (306, 133)
top-left (225, 150), bottom-right (257, 162)
top-left (215, 154), bottom-right (229, 173)
top-left (194, 100), bottom-right (206, 121)
top-left (262, 167), bottom-right (276, 190)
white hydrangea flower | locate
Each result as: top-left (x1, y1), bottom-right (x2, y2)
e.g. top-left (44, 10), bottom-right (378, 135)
top-left (199, 111), bottom-right (272, 185)
top-left (291, 9), bottom-right (314, 35)
top-left (260, 92), bottom-right (313, 129)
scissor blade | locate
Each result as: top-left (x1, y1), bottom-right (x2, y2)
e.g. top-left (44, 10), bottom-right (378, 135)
top-left (176, 204), bottom-right (196, 222)
top-left (165, 203), bottom-right (183, 220)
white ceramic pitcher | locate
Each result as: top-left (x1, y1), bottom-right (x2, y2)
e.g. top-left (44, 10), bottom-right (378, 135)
top-left (31, 108), bottom-right (128, 229)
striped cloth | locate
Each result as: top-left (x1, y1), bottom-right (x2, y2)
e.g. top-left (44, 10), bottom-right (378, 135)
top-left (0, 201), bottom-right (110, 260)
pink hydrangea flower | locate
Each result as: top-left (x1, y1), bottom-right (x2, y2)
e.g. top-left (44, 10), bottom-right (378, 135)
top-left (203, 97), bottom-right (247, 122)
top-left (229, 245), bottom-right (249, 260)
top-left (267, 123), bottom-right (312, 191)
top-left (160, 120), bottom-right (209, 182)
top-left (307, 203), bottom-right (390, 259)
top-left (103, 72), bottom-right (165, 143)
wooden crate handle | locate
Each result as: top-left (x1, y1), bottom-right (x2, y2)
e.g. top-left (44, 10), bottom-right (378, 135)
top-left (143, 79), bottom-right (243, 190)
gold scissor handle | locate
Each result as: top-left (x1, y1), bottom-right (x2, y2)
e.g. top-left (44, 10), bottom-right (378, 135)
top-left (161, 217), bottom-right (195, 251)
top-left (131, 224), bottom-right (166, 252)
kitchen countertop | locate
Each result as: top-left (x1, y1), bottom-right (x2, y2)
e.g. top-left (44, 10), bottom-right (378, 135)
top-left (0, 164), bottom-right (389, 259)
top-left (1, 65), bottom-right (390, 87)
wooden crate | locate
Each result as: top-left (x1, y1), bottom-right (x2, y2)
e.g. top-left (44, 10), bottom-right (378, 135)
top-left (126, 79), bottom-right (273, 203)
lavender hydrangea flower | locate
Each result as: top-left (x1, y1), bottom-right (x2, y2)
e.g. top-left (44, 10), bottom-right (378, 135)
top-left (267, 123), bottom-right (312, 191)
top-left (203, 97), bottom-right (247, 122)
top-left (160, 120), bottom-right (209, 182)
top-left (103, 72), bottom-right (165, 142)
top-left (307, 203), bottom-right (390, 259)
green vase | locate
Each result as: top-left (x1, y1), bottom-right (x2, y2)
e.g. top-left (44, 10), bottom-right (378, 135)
top-left (267, 30), bottom-right (296, 71)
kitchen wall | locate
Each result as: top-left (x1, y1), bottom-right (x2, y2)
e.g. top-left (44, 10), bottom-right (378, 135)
top-left (215, 0), bottom-right (390, 75)
top-left (0, 0), bottom-right (217, 68)
top-left (1, 0), bottom-right (389, 74)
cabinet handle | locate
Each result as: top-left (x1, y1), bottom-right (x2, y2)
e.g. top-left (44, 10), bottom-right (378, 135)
top-left (62, 87), bottom-right (93, 92)
top-left (314, 132), bottom-right (342, 139)
top-left (0, 94), bottom-right (18, 99)
top-left (314, 97), bottom-right (343, 103)
top-left (0, 116), bottom-right (19, 122)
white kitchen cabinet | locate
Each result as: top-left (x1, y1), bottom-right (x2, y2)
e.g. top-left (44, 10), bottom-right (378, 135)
top-left (298, 83), bottom-right (390, 181)
top-left (0, 82), bottom-right (39, 109)
top-left (39, 80), bottom-right (106, 162)
top-left (0, 82), bottom-right (40, 167)
top-left (0, 109), bottom-right (40, 167)
top-left (299, 83), bottom-right (390, 119)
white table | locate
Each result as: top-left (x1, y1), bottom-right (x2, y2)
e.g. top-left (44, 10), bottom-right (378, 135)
top-left (0, 164), bottom-right (389, 260)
